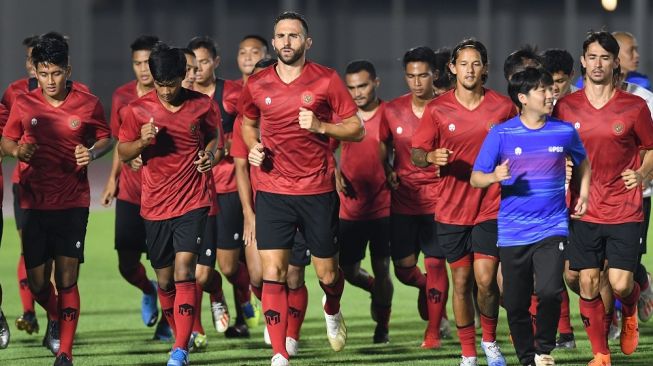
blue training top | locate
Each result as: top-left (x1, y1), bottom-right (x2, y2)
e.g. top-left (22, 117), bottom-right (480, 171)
top-left (473, 115), bottom-right (587, 247)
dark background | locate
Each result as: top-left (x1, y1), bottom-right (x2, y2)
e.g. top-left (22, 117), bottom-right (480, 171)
top-left (0, 0), bottom-right (650, 110)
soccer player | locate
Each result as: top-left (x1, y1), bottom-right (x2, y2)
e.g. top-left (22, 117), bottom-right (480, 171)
top-left (541, 49), bottom-right (579, 102)
top-left (241, 11), bottom-right (363, 366)
top-left (182, 49), bottom-right (198, 90)
top-left (553, 31), bottom-right (653, 366)
top-left (503, 45), bottom-right (543, 81)
top-left (433, 47), bottom-right (454, 96)
top-left (188, 35), bottom-right (256, 338)
top-left (99, 35), bottom-right (174, 340)
top-left (237, 35), bottom-right (270, 82)
top-left (412, 39), bottom-right (517, 366)
top-left (612, 31), bottom-right (650, 90)
top-left (471, 67), bottom-right (591, 366)
top-left (336, 59), bottom-right (393, 344)
top-left (118, 43), bottom-right (223, 366)
top-left (0, 101), bottom-right (9, 350)
top-left (1, 35), bottom-right (113, 366)
top-left (378, 46), bottom-right (446, 349)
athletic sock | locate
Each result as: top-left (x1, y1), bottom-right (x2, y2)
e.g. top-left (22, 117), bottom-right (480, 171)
top-left (457, 323), bottom-right (477, 357)
top-left (251, 284), bottom-right (262, 301)
top-left (616, 282), bottom-right (641, 318)
top-left (558, 289), bottom-right (574, 334)
top-left (207, 269), bottom-right (225, 303)
top-left (17, 255), bottom-right (35, 313)
top-left (34, 282), bottom-right (58, 321)
top-left (157, 285), bottom-right (177, 337)
top-left (580, 296), bottom-right (609, 355)
top-left (173, 281), bottom-right (197, 350)
top-left (192, 282), bottom-right (205, 334)
top-left (120, 262), bottom-right (155, 294)
top-left (263, 281), bottom-right (289, 359)
top-left (319, 268), bottom-right (345, 315)
top-left (425, 257), bottom-right (448, 337)
top-left (480, 314), bottom-right (498, 342)
top-left (57, 284), bottom-right (80, 358)
top-left (394, 265), bottom-right (426, 289)
top-left (227, 262), bottom-right (252, 305)
top-left (287, 284), bottom-right (308, 340)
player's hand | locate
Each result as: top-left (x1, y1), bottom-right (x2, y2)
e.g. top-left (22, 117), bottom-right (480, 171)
top-left (128, 155), bottom-right (143, 171)
top-left (621, 169), bottom-right (643, 190)
top-left (100, 177), bottom-right (117, 207)
top-left (386, 170), bottom-right (399, 190)
top-left (194, 150), bottom-right (214, 173)
top-left (571, 195), bottom-right (588, 219)
top-left (298, 107), bottom-right (325, 134)
top-left (432, 148), bottom-right (453, 166)
top-left (248, 143), bottom-right (266, 167)
top-left (493, 159), bottom-right (511, 183)
top-left (565, 157), bottom-right (573, 185)
top-left (140, 117), bottom-right (157, 147)
top-left (75, 144), bottom-right (92, 166)
top-left (15, 143), bottom-right (37, 162)
top-left (335, 170), bottom-right (352, 197)
top-left (243, 211), bottom-right (257, 247)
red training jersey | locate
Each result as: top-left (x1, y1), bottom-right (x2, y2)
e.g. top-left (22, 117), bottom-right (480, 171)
top-left (336, 103), bottom-right (390, 220)
top-left (554, 89), bottom-right (653, 224)
top-left (240, 61), bottom-right (358, 195)
top-left (119, 89), bottom-right (223, 220)
top-left (412, 89), bottom-right (516, 225)
top-left (0, 102), bottom-right (8, 206)
top-left (211, 79), bottom-right (242, 194)
top-left (3, 88), bottom-right (110, 210)
top-left (379, 94), bottom-right (439, 215)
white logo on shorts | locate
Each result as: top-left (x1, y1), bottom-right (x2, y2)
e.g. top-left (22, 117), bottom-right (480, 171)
top-left (265, 97), bottom-right (272, 105)
top-left (396, 126), bottom-right (403, 134)
top-left (205, 249), bottom-right (212, 257)
top-left (559, 242), bottom-right (564, 251)
top-left (75, 241), bottom-right (81, 249)
top-left (196, 237), bottom-right (201, 244)
top-left (305, 249), bottom-right (311, 257)
top-left (448, 123), bottom-right (456, 132)
top-left (333, 236), bottom-right (338, 244)
top-left (514, 147), bottom-right (522, 156)
top-left (574, 122), bottom-right (580, 130)
top-left (31, 118), bottom-right (38, 126)
top-left (234, 233), bottom-right (240, 240)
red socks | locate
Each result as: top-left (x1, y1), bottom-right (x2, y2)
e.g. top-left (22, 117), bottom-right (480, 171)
top-left (287, 284), bottom-right (308, 340)
top-left (480, 314), bottom-right (498, 342)
top-left (226, 262), bottom-right (252, 305)
top-left (616, 283), bottom-right (641, 318)
top-left (157, 286), bottom-right (177, 337)
top-left (33, 282), bottom-right (58, 321)
top-left (207, 269), bottom-right (225, 304)
top-left (192, 282), bottom-right (205, 334)
top-left (319, 269), bottom-right (345, 315)
top-left (394, 265), bottom-right (427, 289)
top-left (17, 255), bottom-right (35, 313)
top-left (251, 284), bottom-right (262, 301)
top-left (425, 257), bottom-right (448, 337)
top-left (558, 289), bottom-right (573, 334)
top-left (173, 281), bottom-right (197, 350)
top-left (457, 323), bottom-right (477, 357)
top-left (121, 262), bottom-right (155, 294)
top-left (57, 285), bottom-right (80, 358)
top-left (263, 281), bottom-right (289, 359)
top-left (580, 296), bottom-right (609, 355)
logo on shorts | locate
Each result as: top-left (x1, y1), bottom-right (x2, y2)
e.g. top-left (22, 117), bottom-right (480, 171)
top-left (178, 304), bottom-right (194, 316)
top-left (559, 242), bottom-right (564, 251)
top-left (574, 122), bottom-right (581, 130)
top-left (205, 249), bottom-right (212, 257)
top-left (448, 123), bottom-right (456, 132)
top-left (396, 126), bottom-right (403, 135)
top-left (75, 241), bottom-right (81, 249)
top-left (234, 233), bottom-right (240, 240)
top-left (581, 314), bottom-right (590, 327)
top-left (31, 118), bottom-right (38, 126)
top-left (69, 116), bottom-right (81, 130)
top-left (264, 309), bottom-right (281, 325)
top-left (612, 121), bottom-right (625, 136)
top-left (301, 91), bottom-right (315, 106)
top-left (61, 307), bottom-right (78, 321)
top-left (305, 249), bottom-right (311, 257)
top-left (514, 147), bottom-right (523, 156)
top-left (428, 288), bottom-right (443, 304)
top-left (265, 97), bottom-right (272, 105)
top-left (288, 306), bottom-right (301, 318)
top-left (196, 237), bottom-right (201, 245)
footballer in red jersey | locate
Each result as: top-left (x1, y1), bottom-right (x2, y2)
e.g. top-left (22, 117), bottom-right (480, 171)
top-left (336, 60), bottom-right (393, 344)
top-left (240, 12), bottom-right (363, 366)
top-left (553, 31), bottom-right (653, 366)
top-left (118, 44), bottom-right (223, 366)
top-left (0, 101), bottom-right (9, 350)
top-left (412, 39), bottom-right (516, 366)
top-left (1, 36), bottom-right (112, 366)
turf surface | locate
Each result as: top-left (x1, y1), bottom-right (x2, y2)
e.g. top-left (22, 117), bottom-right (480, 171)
top-left (0, 210), bottom-right (652, 365)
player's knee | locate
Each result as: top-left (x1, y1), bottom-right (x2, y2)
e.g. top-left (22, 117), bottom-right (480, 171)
top-left (611, 281), bottom-right (633, 298)
top-left (195, 269), bottom-right (210, 288)
top-left (218, 260), bottom-right (237, 278)
top-left (579, 273), bottom-right (600, 296)
top-left (318, 269), bottom-right (338, 286)
top-left (157, 278), bottom-right (174, 292)
top-left (475, 272), bottom-right (495, 293)
top-left (118, 263), bottom-right (137, 279)
top-left (173, 267), bottom-right (194, 282)
top-left (262, 266), bottom-right (287, 282)
top-left (564, 269), bottom-right (580, 287)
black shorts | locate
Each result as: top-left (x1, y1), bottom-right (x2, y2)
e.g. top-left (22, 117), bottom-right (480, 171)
top-left (568, 220), bottom-right (642, 272)
top-left (437, 222), bottom-right (473, 264)
top-left (216, 192), bottom-right (244, 250)
top-left (339, 217), bottom-right (391, 265)
top-left (471, 220), bottom-right (499, 258)
top-left (13, 184), bottom-right (24, 231)
top-left (115, 199), bottom-right (147, 253)
top-left (197, 215), bottom-right (218, 267)
top-left (144, 207), bottom-right (209, 269)
top-left (22, 208), bottom-right (89, 269)
top-left (390, 214), bottom-right (442, 261)
top-left (290, 230), bottom-right (311, 267)
top-left (256, 191), bottom-right (339, 259)
top-left (642, 197), bottom-right (650, 255)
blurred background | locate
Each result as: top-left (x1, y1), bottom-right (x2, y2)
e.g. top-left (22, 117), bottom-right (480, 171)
top-left (0, 0), bottom-right (649, 110)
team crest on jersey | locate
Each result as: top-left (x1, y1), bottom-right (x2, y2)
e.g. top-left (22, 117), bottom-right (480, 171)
top-left (189, 123), bottom-right (198, 135)
top-left (612, 121), bottom-right (625, 136)
top-left (265, 96), bottom-right (272, 105)
top-left (30, 118), bottom-right (38, 126)
top-left (69, 117), bottom-right (81, 130)
top-left (574, 122), bottom-right (581, 130)
top-left (514, 147), bottom-right (523, 156)
top-left (448, 123), bottom-right (456, 132)
top-left (301, 91), bottom-right (315, 106)
top-left (486, 121), bottom-right (497, 131)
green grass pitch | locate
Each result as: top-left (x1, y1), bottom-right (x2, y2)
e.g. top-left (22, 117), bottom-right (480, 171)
top-left (0, 210), bottom-right (652, 365)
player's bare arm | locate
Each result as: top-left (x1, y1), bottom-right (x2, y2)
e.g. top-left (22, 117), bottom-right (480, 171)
top-left (571, 158), bottom-right (592, 219)
top-left (1, 138), bottom-right (37, 163)
top-left (234, 157), bottom-right (256, 247)
top-left (379, 140), bottom-right (399, 190)
top-left (623, 149), bottom-right (653, 190)
top-left (193, 137), bottom-right (222, 173)
top-left (298, 108), bottom-right (364, 142)
top-left (100, 145), bottom-right (123, 207)
top-left (242, 115), bottom-right (265, 167)
top-left (411, 147), bottom-right (452, 168)
top-left (470, 159), bottom-right (511, 188)
top-left (75, 137), bottom-right (113, 167)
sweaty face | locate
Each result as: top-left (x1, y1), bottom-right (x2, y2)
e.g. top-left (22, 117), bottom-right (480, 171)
top-left (35, 63), bottom-right (70, 100)
top-left (617, 36), bottom-right (639, 74)
top-left (581, 41), bottom-right (618, 86)
top-left (132, 50), bottom-right (153, 87)
top-left (193, 47), bottom-right (218, 85)
top-left (551, 71), bottom-right (572, 100)
top-left (345, 70), bottom-right (377, 109)
top-left (238, 38), bottom-right (267, 75)
top-left (273, 19), bottom-right (310, 66)
top-left (450, 47), bottom-right (486, 91)
top-left (404, 61), bottom-right (434, 99)
top-left (154, 78), bottom-right (183, 104)
top-left (183, 54), bottom-right (198, 89)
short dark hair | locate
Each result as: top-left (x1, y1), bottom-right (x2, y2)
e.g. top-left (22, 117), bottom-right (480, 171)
top-left (187, 36), bottom-right (220, 59)
top-left (130, 35), bottom-right (159, 52)
top-left (541, 49), bottom-right (574, 76)
top-left (254, 58), bottom-right (276, 70)
top-left (31, 36), bottom-right (69, 69)
top-left (241, 34), bottom-right (269, 51)
top-left (503, 45), bottom-right (542, 80)
top-left (148, 43), bottom-right (186, 83)
top-left (581, 30), bottom-right (620, 77)
top-left (450, 39), bottom-right (489, 83)
top-left (40, 32), bottom-right (69, 53)
top-left (22, 35), bottom-right (39, 49)
top-left (274, 11), bottom-right (309, 36)
top-left (345, 60), bottom-right (377, 79)
top-left (181, 48), bottom-right (196, 58)
top-left (508, 67), bottom-right (553, 110)
top-left (434, 47), bottom-right (453, 90)
top-left (402, 46), bottom-right (437, 72)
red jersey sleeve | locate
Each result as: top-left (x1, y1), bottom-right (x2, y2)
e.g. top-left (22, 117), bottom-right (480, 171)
top-left (634, 103), bottom-right (653, 149)
top-left (2, 99), bottom-right (25, 141)
top-left (411, 104), bottom-right (439, 151)
top-left (118, 106), bottom-right (141, 143)
top-left (327, 72), bottom-right (358, 120)
top-left (87, 100), bottom-right (111, 141)
top-left (240, 83), bottom-right (260, 120)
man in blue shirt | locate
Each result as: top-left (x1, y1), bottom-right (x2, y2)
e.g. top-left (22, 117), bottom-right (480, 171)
top-left (471, 67), bottom-right (591, 366)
